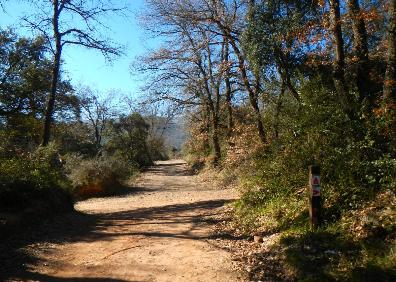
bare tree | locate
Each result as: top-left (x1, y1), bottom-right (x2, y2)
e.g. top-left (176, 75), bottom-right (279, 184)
top-left (23, 0), bottom-right (124, 146)
top-left (78, 87), bottom-right (114, 152)
top-left (141, 0), bottom-right (268, 145)
top-left (222, 36), bottom-right (234, 137)
top-left (199, 0), bottom-right (267, 143)
top-left (139, 0), bottom-right (234, 164)
top-left (0, 1), bottom-right (6, 11)
top-left (129, 98), bottom-right (178, 141)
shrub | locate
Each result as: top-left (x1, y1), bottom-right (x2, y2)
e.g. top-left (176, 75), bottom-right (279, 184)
top-left (229, 77), bottom-right (396, 235)
top-left (0, 143), bottom-right (73, 214)
top-left (66, 155), bottom-right (136, 198)
top-left (147, 136), bottom-right (169, 161)
top-left (105, 113), bottom-right (153, 167)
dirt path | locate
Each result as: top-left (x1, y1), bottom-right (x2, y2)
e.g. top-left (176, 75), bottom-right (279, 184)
top-left (6, 160), bottom-right (243, 282)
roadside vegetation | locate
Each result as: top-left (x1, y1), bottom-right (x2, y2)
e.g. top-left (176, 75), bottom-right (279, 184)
top-left (139, 0), bottom-right (396, 280)
top-left (1, 0), bottom-right (395, 280)
top-left (0, 25), bottom-right (171, 228)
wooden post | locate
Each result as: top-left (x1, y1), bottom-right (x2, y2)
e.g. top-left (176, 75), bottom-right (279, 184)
top-left (308, 165), bottom-right (322, 230)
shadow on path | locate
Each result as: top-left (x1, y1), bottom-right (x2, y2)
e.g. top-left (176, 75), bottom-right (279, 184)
top-left (16, 272), bottom-right (132, 282)
top-left (0, 198), bottom-right (240, 281)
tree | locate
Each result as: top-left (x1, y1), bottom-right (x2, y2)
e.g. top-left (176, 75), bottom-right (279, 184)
top-left (141, 0), bottom-right (268, 144)
top-left (383, 0), bottom-right (396, 102)
top-left (107, 113), bottom-right (152, 167)
top-left (140, 0), bottom-right (234, 164)
top-left (329, 0), bottom-right (348, 99)
top-left (0, 30), bottom-right (50, 119)
top-left (207, 0), bottom-right (268, 143)
top-left (242, 0), bottom-right (322, 142)
top-left (328, 0), bottom-right (356, 119)
top-left (23, 0), bottom-right (123, 146)
top-left (78, 87), bottom-right (113, 152)
top-left (223, 36), bottom-right (234, 137)
top-left (347, 0), bottom-right (370, 104)
top-left (0, 1), bottom-right (7, 11)
top-left (0, 30), bottom-right (77, 150)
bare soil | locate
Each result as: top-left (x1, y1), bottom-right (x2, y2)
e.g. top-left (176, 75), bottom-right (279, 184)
top-left (2, 160), bottom-right (245, 282)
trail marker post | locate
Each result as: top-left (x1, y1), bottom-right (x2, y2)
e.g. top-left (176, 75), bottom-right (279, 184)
top-left (308, 165), bottom-right (322, 230)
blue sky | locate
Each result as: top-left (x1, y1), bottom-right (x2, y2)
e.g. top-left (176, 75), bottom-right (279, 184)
top-left (1, 0), bottom-right (157, 98)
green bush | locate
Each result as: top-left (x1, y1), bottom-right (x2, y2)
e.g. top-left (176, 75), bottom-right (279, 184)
top-left (148, 136), bottom-right (169, 161)
top-left (105, 113), bottom-right (153, 167)
top-left (66, 155), bottom-right (136, 198)
top-left (0, 143), bottom-right (73, 213)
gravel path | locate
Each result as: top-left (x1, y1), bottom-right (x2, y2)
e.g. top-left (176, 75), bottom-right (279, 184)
top-left (6, 160), bottom-right (243, 282)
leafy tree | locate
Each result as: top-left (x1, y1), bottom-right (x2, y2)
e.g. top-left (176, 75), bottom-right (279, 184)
top-left (106, 113), bottom-right (152, 167)
top-left (0, 30), bottom-right (77, 152)
top-left (0, 30), bottom-right (50, 119)
top-left (54, 121), bottom-right (97, 156)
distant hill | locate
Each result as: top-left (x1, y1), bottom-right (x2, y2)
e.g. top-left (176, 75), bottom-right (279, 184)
top-left (145, 116), bottom-right (187, 150)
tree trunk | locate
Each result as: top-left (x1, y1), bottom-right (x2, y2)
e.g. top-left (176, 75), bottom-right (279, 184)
top-left (224, 37), bottom-right (233, 137)
top-left (42, 1), bottom-right (61, 146)
top-left (95, 125), bottom-right (101, 149)
top-left (206, 89), bottom-right (221, 165)
top-left (201, 29), bottom-right (222, 165)
top-left (277, 62), bottom-right (300, 102)
top-left (329, 0), bottom-right (354, 117)
top-left (200, 102), bottom-right (211, 152)
top-left (213, 1), bottom-right (266, 143)
top-left (348, 0), bottom-right (370, 104)
top-left (275, 41), bottom-right (301, 102)
top-left (383, 0), bottom-right (396, 102)
top-left (228, 38), bottom-right (266, 143)
top-left (211, 109), bottom-right (221, 166)
top-left (274, 81), bottom-right (285, 140)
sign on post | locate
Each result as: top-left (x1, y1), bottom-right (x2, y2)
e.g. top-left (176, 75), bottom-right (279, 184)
top-left (308, 165), bottom-right (322, 229)
top-left (311, 175), bottom-right (320, 196)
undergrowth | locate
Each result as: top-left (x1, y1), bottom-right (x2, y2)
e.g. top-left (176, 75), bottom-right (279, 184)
top-left (0, 143), bottom-right (73, 216)
top-left (65, 154), bottom-right (138, 199)
top-left (185, 79), bottom-right (396, 281)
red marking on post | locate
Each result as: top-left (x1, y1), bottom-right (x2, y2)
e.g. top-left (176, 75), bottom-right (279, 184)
top-left (308, 165), bottom-right (321, 229)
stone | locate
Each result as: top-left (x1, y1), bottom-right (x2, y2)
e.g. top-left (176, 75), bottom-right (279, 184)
top-left (254, 236), bottom-right (263, 243)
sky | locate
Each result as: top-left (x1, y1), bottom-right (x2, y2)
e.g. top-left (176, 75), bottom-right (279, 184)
top-left (0, 0), bottom-right (158, 98)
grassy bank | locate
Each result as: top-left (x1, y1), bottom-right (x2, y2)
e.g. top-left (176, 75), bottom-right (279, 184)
top-left (194, 158), bottom-right (396, 281)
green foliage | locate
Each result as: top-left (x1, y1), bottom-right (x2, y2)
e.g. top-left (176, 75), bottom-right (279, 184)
top-left (227, 76), bottom-right (396, 280)
top-left (0, 29), bottom-right (76, 122)
top-left (0, 143), bottom-right (72, 212)
top-left (0, 115), bottom-right (42, 156)
top-left (147, 136), bottom-right (169, 161)
top-left (233, 75), bottom-right (395, 229)
top-left (65, 154), bottom-right (137, 198)
top-left (242, 0), bottom-right (319, 90)
top-left (278, 220), bottom-right (396, 281)
top-left (106, 112), bottom-right (153, 167)
top-left (54, 122), bottom-right (97, 156)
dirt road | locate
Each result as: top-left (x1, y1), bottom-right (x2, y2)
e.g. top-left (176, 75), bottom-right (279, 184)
top-left (5, 160), bottom-right (243, 281)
